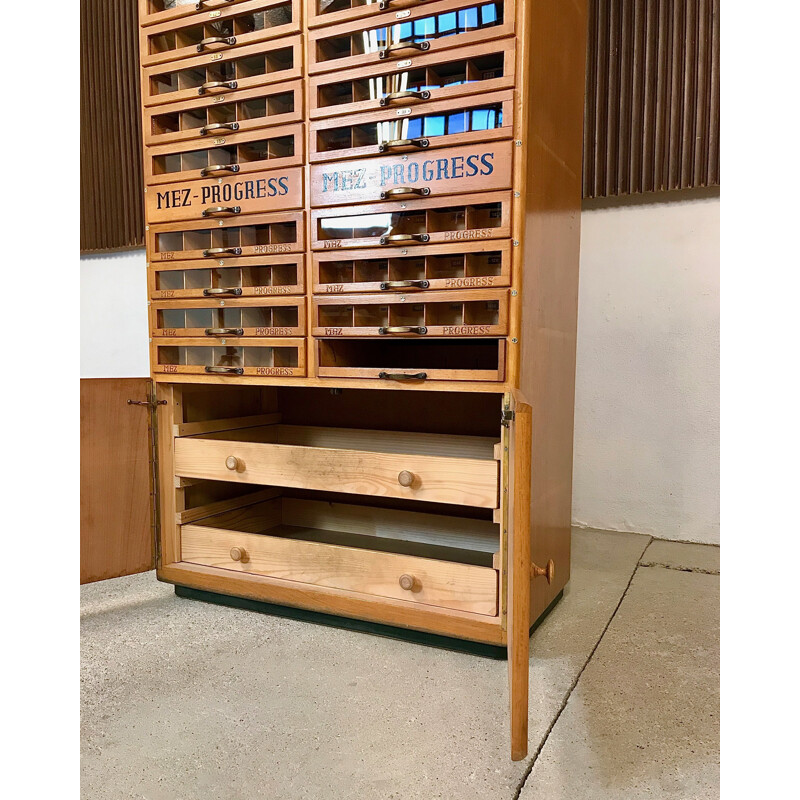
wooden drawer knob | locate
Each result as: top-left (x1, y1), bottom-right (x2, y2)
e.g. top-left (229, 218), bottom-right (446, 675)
top-left (399, 573), bottom-right (416, 591)
top-left (230, 546), bottom-right (248, 563)
top-left (225, 455), bottom-right (241, 471)
top-left (397, 470), bottom-right (415, 487)
top-left (531, 559), bottom-right (555, 584)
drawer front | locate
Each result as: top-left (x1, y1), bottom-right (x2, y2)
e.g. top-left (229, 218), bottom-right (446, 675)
top-left (148, 211), bottom-right (305, 261)
top-left (153, 297), bottom-right (306, 337)
top-left (146, 167), bottom-right (303, 222)
top-left (310, 141), bottom-right (513, 207)
top-left (313, 242), bottom-right (511, 293)
top-left (181, 525), bottom-right (498, 615)
top-left (310, 91), bottom-right (512, 163)
top-left (150, 253), bottom-right (305, 298)
top-left (174, 437), bottom-right (500, 507)
top-left (308, 0), bottom-right (514, 75)
top-left (313, 288), bottom-right (508, 337)
top-left (308, 39), bottom-right (516, 119)
top-left (311, 190), bottom-right (512, 250)
top-left (143, 36), bottom-right (301, 107)
top-left (144, 82), bottom-right (303, 147)
top-left (141, 0), bottom-right (299, 67)
top-left (153, 337), bottom-right (306, 376)
top-left (140, 0), bottom-right (252, 29)
top-left (146, 124), bottom-right (303, 185)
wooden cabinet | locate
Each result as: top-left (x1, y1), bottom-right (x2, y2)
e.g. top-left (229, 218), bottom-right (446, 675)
top-left (136, 0), bottom-right (587, 760)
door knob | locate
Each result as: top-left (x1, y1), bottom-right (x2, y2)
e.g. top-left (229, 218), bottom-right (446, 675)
top-left (531, 559), bottom-right (555, 584)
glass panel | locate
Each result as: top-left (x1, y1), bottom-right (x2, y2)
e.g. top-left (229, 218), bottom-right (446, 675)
top-left (157, 270), bottom-right (185, 291)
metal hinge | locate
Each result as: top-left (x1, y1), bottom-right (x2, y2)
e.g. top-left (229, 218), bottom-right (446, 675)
top-left (501, 408), bottom-right (515, 427)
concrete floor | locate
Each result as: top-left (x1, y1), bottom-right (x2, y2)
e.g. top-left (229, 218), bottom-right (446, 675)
top-left (81, 530), bottom-right (719, 799)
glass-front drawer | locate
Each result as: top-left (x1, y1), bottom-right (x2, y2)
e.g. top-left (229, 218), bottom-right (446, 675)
top-left (311, 191), bottom-right (511, 249)
top-left (313, 241), bottom-right (510, 293)
top-left (308, 0), bottom-right (513, 75)
top-left (145, 167), bottom-right (303, 223)
top-left (312, 289), bottom-right (508, 337)
top-left (152, 297), bottom-right (306, 337)
top-left (141, 0), bottom-right (299, 67)
top-left (309, 91), bottom-right (512, 163)
top-left (308, 39), bottom-right (515, 119)
top-left (148, 211), bottom-right (305, 262)
top-left (150, 255), bottom-right (306, 298)
top-left (140, 0), bottom-right (250, 29)
top-left (154, 339), bottom-right (306, 377)
top-left (143, 37), bottom-right (301, 107)
top-left (144, 81), bottom-right (302, 147)
top-left (310, 141), bottom-right (513, 207)
top-left (146, 124), bottom-right (303, 184)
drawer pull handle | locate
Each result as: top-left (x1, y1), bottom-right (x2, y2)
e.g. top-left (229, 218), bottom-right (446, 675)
top-left (205, 327), bottom-right (244, 336)
top-left (378, 41), bottom-right (431, 59)
top-left (229, 546), bottom-right (248, 563)
top-left (203, 247), bottom-right (242, 257)
top-left (531, 559), bottom-right (555, 584)
top-left (398, 573), bottom-right (416, 591)
top-left (225, 455), bottom-right (242, 470)
top-left (397, 470), bottom-right (416, 488)
top-left (197, 35), bottom-right (237, 52)
top-left (205, 366), bottom-right (244, 374)
top-left (379, 89), bottom-right (431, 106)
top-left (202, 205), bottom-right (241, 217)
top-left (198, 80), bottom-right (238, 96)
top-left (200, 121), bottom-right (240, 135)
top-left (378, 371), bottom-right (427, 381)
top-left (378, 325), bottom-right (428, 335)
top-left (380, 187), bottom-right (430, 200)
top-left (203, 287), bottom-right (243, 296)
top-left (380, 279), bottom-right (430, 290)
top-left (378, 137), bottom-right (429, 153)
top-left (379, 233), bottom-right (430, 245)
top-left (196, 0), bottom-right (235, 9)
top-left (200, 163), bottom-right (240, 177)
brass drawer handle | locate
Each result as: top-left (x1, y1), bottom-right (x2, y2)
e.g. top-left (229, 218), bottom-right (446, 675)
top-left (202, 205), bottom-right (241, 217)
top-left (378, 137), bottom-right (429, 153)
top-left (203, 247), bottom-right (242, 257)
top-left (379, 279), bottom-right (429, 290)
top-left (200, 163), bottom-right (240, 177)
top-left (380, 187), bottom-right (430, 199)
top-left (205, 327), bottom-right (244, 336)
top-left (378, 325), bottom-right (428, 335)
top-left (198, 80), bottom-right (238, 95)
top-left (379, 233), bottom-right (430, 245)
top-left (380, 89), bottom-right (431, 106)
top-left (229, 546), bottom-right (248, 562)
top-left (200, 121), bottom-right (239, 135)
top-left (205, 365), bottom-right (244, 374)
top-left (196, 0), bottom-right (235, 9)
top-left (398, 573), bottom-right (417, 590)
top-left (197, 35), bottom-right (236, 52)
top-left (203, 287), bottom-right (243, 296)
top-left (397, 470), bottom-right (416, 488)
top-left (378, 41), bottom-right (431, 59)
top-left (378, 371), bottom-right (427, 380)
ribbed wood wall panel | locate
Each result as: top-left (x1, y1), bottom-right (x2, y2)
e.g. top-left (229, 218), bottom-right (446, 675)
top-left (80, 0), bottom-right (144, 253)
top-left (583, 0), bottom-right (720, 198)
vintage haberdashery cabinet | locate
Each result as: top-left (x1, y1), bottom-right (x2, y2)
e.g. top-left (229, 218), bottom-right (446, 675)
top-left (137, 0), bottom-right (586, 760)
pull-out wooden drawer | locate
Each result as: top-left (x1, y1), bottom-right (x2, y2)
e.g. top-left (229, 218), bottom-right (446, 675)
top-left (313, 288), bottom-right (508, 337)
top-left (311, 191), bottom-right (511, 250)
top-left (148, 211), bottom-right (305, 262)
top-left (308, 0), bottom-right (514, 74)
top-left (146, 166), bottom-right (303, 223)
top-left (180, 494), bottom-right (499, 615)
top-left (141, 0), bottom-right (298, 67)
top-left (313, 242), bottom-right (510, 293)
top-left (308, 39), bottom-right (515, 119)
top-left (310, 91), bottom-right (512, 163)
top-left (174, 424), bottom-right (501, 507)
top-left (150, 253), bottom-right (305, 298)
top-left (143, 36), bottom-right (301, 107)
top-left (310, 141), bottom-right (513, 207)
top-left (144, 82), bottom-right (302, 147)
top-left (153, 338), bottom-right (306, 376)
top-left (140, 0), bottom-right (252, 29)
top-left (153, 296), bottom-right (306, 337)
top-left (146, 124), bottom-right (303, 185)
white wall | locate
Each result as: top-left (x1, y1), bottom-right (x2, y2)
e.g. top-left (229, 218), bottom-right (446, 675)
top-left (572, 191), bottom-right (720, 544)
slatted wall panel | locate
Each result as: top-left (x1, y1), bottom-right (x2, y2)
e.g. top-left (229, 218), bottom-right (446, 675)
top-left (583, 0), bottom-right (720, 198)
top-left (80, 0), bottom-right (144, 253)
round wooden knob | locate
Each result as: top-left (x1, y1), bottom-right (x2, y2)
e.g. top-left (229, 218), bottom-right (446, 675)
top-left (531, 559), bottom-right (555, 584)
top-left (230, 546), bottom-right (247, 563)
top-left (225, 455), bottom-right (240, 471)
top-left (397, 470), bottom-right (415, 487)
top-left (399, 573), bottom-right (415, 591)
